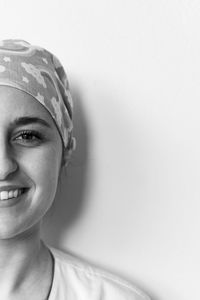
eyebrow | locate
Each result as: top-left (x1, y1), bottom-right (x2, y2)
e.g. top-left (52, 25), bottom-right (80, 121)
top-left (10, 116), bottom-right (52, 129)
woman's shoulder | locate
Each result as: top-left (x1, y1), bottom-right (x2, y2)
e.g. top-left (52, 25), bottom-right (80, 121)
top-left (48, 245), bottom-right (151, 300)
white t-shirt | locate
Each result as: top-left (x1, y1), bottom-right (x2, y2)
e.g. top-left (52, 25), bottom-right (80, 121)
top-left (48, 246), bottom-right (150, 300)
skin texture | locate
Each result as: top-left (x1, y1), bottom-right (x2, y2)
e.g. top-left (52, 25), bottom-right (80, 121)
top-left (0, 85), bottom-right (67, 299)
top-left (0, 85), bottom-right (64, 238)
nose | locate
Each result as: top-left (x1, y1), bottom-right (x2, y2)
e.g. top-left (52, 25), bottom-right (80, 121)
top-left (0, 145), bottom-right (18, 180)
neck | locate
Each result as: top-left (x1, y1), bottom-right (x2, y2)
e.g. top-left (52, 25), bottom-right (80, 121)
top-left (0, 222), bottom-right (53, 299)
top-left (0, 222), bottom-right (40, 267)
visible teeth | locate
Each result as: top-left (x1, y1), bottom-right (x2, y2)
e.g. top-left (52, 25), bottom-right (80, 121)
top-left (0, 191), bottom-right (8, 200)
top-left (0, 189), bottom-right (23, 201)
top-left (8, 190), bottom-right (13, 198)
top-left (13, 190), bottom-right (18, 197)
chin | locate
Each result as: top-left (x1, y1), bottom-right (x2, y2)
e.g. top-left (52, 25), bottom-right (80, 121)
top-left (0, 218), bottom-right (42, 240)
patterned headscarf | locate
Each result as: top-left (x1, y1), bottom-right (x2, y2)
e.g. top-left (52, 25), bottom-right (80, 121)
top-left (0, 39), bottom-right (76, 152)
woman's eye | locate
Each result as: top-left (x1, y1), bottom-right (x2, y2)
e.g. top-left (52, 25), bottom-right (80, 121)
top-left (14, 130), bottom-right (42, 144)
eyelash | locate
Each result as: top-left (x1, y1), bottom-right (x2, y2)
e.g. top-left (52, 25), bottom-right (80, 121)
top-left (15, 130), bottom-right (43, 143)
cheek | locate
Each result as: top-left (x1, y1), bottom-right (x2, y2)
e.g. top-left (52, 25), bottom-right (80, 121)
top-left (0, 142), bottom-right (63, 238)
top-left (20, 145), bottom-right (62, 225)
top-left (21, 145), bottom-right (62, 194)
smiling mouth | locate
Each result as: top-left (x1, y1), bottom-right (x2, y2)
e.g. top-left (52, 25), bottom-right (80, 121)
top-left (0, 188), bottom-right (28, 201)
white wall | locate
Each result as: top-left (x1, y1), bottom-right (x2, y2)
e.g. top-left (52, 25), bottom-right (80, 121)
top-left (0, 0), bottom-right (199, 299)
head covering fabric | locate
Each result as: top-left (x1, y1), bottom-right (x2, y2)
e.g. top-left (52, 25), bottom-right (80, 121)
top-left (0, 39), bottom-right (76, 151)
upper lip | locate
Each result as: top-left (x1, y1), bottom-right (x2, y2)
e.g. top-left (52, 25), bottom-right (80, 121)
top-left (0, 186), bottom-right (28, 192)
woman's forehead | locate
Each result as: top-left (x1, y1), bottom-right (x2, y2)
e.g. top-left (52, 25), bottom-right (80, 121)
top-left (0, 86), bottom-right (54, 127)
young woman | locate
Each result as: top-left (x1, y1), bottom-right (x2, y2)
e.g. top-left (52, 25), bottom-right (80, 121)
top-left (0, 39), bottom-right (150, 300)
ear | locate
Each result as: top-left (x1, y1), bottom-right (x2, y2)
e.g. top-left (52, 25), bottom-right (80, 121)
top-left (61, 136), bottom-right (76, 168)
top-left (61, 149), bottom-right (71, 168)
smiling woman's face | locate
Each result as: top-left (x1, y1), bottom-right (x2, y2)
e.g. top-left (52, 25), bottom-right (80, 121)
top-left (0, 85), bottom-right (63, 239)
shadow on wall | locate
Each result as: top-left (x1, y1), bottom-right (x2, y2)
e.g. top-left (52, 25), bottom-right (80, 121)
top-left (41, 84), bottom-right (156, 300)
top-left (41, 84), bottom-right (90, 246)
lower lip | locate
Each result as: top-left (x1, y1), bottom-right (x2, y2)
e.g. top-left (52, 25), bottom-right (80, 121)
top-left (0, 189), bottom-right (29, 208)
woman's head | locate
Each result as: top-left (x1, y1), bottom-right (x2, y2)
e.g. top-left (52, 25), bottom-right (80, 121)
top-left (0, 39), bottom-right (76, 239)
top-left (0, 39), bottom-right (76, 161)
